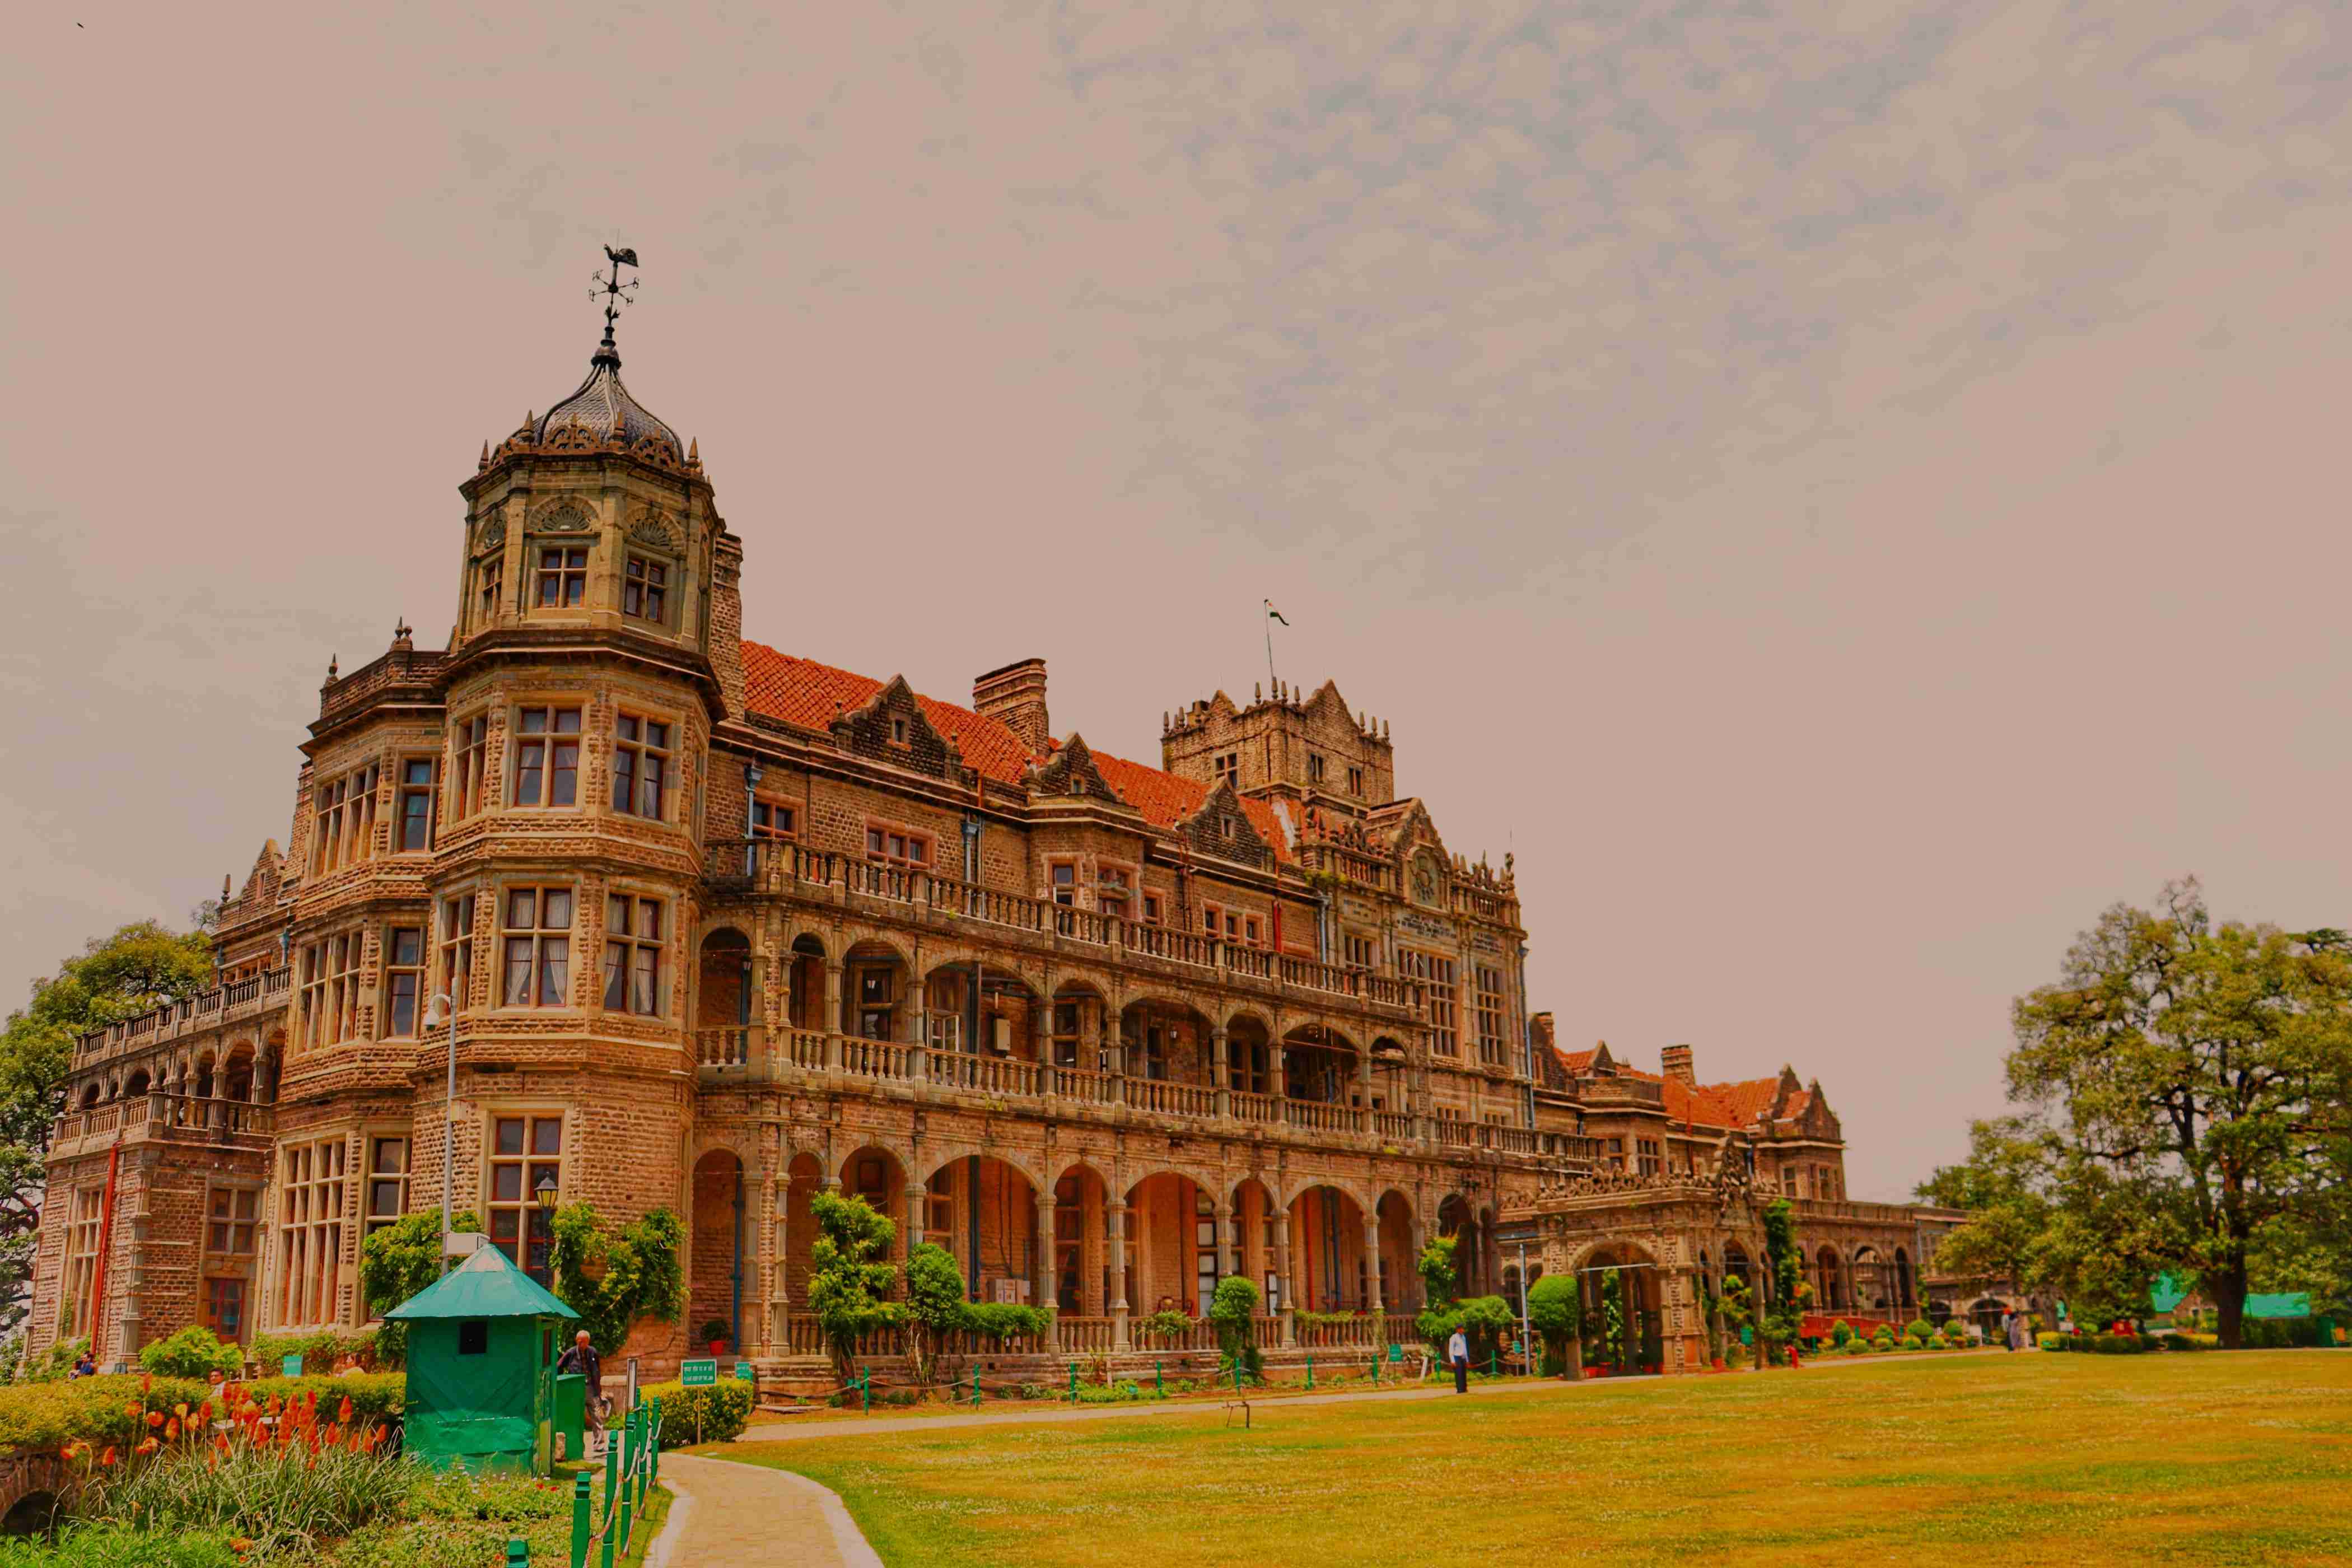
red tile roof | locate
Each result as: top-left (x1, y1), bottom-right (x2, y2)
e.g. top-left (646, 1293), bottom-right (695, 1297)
top-left (738, 640), bottom-right (1292, 860)
top-left (1549, 1052), bottom-right (1787, 1133)
top-left (739, 641), bottom-right (1038, 784)
top-left (1553, 1047), bottom-right (1597, 1075)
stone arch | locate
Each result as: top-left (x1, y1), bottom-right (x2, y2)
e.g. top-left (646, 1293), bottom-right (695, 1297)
top-left (1375, 1189), bottom-right (1418, 1310)
top-left (1121, 1169), bottom-right (1221, 1315)
top-left (78, 1083), bottom-right (100, 1110)
top-left (1568, 1238), bottom-right (1667, 1375)
top-left (1852, 1245), bottom-right (1889, 1313)
top-left (221, 1043), bottom-right (255, 1103)
top-left (774, 1150), bottom-right (826, 1318)
top-left (783, 931), bottom-right (829, 1032)
top-left (1814, 1244), bottom-right (1846, 1312)
top-left (1287, 1183), bottom-right (1371, 1313)
top-left (921, 1152), bottom-right (1045, 1308)
top-left (1893, 1247), bottom-right (1916, 1310)
top-left (1047, 1160), bottom-right (1113, 1314)
top-left (123, 1068), bottom-right (150, 1097)
top-left (689, 1147), bottom-right (747, 1352)
top-left (841, 936), bottom-right (916, 1043)
top-left (1435, 1193), bottom-right (1482, 1296)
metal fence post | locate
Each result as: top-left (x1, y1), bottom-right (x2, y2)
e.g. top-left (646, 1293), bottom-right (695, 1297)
top-left (570, 1472), bottom-right (591, 1568)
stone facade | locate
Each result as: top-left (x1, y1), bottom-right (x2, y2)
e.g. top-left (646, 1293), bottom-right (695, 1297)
top-left (27, 291), bottom-right (1949, 1387)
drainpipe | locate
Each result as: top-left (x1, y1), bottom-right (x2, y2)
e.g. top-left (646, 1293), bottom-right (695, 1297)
top-left (87, 1138), bottom-right (124, 1366)
top-left (968, 1154), bottom-right (983, 1303)
top-left (730, 1164), bottom-right (745, 1354)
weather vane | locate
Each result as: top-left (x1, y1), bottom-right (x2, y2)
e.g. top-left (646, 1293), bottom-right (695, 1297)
top-left (590, 244), bottom-right (640, 356)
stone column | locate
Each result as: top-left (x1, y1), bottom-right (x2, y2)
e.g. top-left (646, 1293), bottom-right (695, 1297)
top-left (905, 1181), bottom-right (927, 1264)
top-left (1271, 1037), bottom-right (1288, 1100)
top-left (1109, 1199), bottom-right (1130, 1348)
top-left (1211, 1025), bottom-right (1230, 1118)
top-left (1034, 1192), bottom-right (1058, 1311)
top-left (1363, 1212), bottom-right (1384, 1313)
top-left (1271, 1206), bottom-right (1296, 1346)
top-left (823, 961), bottom-right (844, 1068)
top-left (1212, 1200), bottom-right (1233, 1300)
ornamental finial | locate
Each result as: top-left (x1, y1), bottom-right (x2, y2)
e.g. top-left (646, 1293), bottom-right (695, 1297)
top-left (590, 244), bottom-right (640, 368)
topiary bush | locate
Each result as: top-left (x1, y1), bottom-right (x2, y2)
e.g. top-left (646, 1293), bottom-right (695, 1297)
top-left (639, 1379), bottom-right (753, 1446)
top-left (0, 1374), bottom-right (213, 1452)
top-left (136, 1327), bottom-right (242, 1383)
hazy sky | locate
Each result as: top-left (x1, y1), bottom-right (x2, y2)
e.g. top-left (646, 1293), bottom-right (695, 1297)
top-left (6, 3), bottom-right (2348, 1200)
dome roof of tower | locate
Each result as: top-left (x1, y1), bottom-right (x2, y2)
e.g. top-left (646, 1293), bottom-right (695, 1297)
top-left (529, 335), bottom-right (682, 460)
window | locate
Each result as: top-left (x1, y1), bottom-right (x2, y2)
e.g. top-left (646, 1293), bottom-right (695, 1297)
top-left (277, 1138), bottom-right (348, 1327)
top-left (1307, 753), bottom-right (1326, 785)
top-left (297, 932), bottom-right (363, 1048)
top-left (396, 758), bottom-right (437, 851)
top-left (364, 1137), bottom-right (408, 1242)
top-left (458, 1320), bottom-right (489, 1355)
top-left (1601, 1136), bottom-right (1626, 1172)
top-left (889, 717), bottom-right (908, 745)
top-left (1141, 892), bottom-right (1163, 926)
top-left (512, 707), bottom-right (582, 808)
top-left (1243, 915), bottom-right (1263, 949)
top-left (610, 715), bottom-right (671, 820)
top-left (452, 715), bottom-right (490, 819)
top-left (1781, 1166), bottom-right (1799, 1196)
top-left (602, 895), bottom-right (665, 1015)
top-left (622, 554), bottom-right (668, 622)
top-left (535, 545), bottom-right (587, 608)
top-left (1474, 965), bottom-right (1507, 1066)
top-left (477, 554), bottom-right (503, 620)
top-left (1048, 862), bottom-right (1077, 907)
top-left (856, 967), bottom-right (895, 1041)
top-left (865, 827), bottom-right (931, 870)
top-left (201, 1277), bottom-right (246, 1346)
top-left (384, 926), bottom-right (424, 1037)
top-left (312, 763), bottom-right (379, 874)
top-left (60, 1187), bottom-right (102, 1338)
top-left (500, 886), bottom-right (573, 1007)
top-left (1637, 1138), bottom-right (1662, 1177)
top-left (1097, 866), bottom-right (1132, 921)
top-left (487, 1116), bottom-right (562, 1285)
top-left (1401, 950), bottom-right (1457, 1056)
top-left (750, 799), bottom-right (796, 841)
top-left (1214, 753), bottom-right (1239, 786)
top-left (1051, 1000), bottom-right (1080, 1068)
top-left (1347, 765), bottom-right (1365, 797)
top-left (206, 1186), bottom-right (259, 1256)
top-left (437, 893), bottom-right (477, 1015)
top-left (1342, 932), bottom-right (1376, 970)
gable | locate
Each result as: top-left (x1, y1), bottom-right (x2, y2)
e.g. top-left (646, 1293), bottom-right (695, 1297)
top-left (829, 675), bottom-right (960, 780)
top-left (740, 641), bottom-right (1036, 783)
top-left (1026, 734), bottom-right (1127, 804)
top-left (1177, 778), bottom-right (1275, 869)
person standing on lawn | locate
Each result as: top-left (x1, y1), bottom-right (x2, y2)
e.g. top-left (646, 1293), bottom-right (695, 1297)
top-left (1449, 1327), bottom-right (1470, 1394)
top-left (556, 1329), bottom-right (606, 1452)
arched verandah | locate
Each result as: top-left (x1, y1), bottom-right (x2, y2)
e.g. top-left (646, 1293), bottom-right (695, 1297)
top-left (689, 1147), bottom-right (747, 1352)
top-left (1287, 1185), bottom-right (1374, 1313)
top-left (922, 1154), bottom-right (1043, 1308)
top-left (1579, 1241), bottom-right (1666, 1375)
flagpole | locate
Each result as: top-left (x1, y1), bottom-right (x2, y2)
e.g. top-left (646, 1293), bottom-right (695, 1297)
top-left (1264, 600), bottom-right (1278, 696)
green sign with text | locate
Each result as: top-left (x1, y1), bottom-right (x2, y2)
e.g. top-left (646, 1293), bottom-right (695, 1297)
top-left (680, 1358), bottom-right (716, 1388)
top-left (734, 1361), bottom-right (755, 1382)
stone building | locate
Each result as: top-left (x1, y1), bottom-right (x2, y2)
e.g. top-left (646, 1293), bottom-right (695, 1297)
top-left (27, 270), bottom-right (1949, 1383)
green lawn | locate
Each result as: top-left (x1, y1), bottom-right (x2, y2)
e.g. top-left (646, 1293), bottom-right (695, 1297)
top-left (709, 1352), bottom-right (2352, 1567)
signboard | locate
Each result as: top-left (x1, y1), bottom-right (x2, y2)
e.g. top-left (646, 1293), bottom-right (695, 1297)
top-left (680, 1358), bottom-right (716, 1388)
top-left (1388, 1343), bottom-right (1403, 1364)
top-left (280, 1355), bottom-right (303, 1378)
top-left (734, 1361), bottom-right (755, 1382)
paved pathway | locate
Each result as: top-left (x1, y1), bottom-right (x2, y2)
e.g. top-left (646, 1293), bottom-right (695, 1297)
top-left (649, 1452), bottom-right (880, 1568)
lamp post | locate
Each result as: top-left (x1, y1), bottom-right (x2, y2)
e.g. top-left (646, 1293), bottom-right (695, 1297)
top-left (421, 991), bottom-right (458, 1273)
top-left (533, 1167), bottom-right (561, 1285)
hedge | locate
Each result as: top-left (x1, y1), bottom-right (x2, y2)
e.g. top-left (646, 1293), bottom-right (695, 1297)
top-left (638, 1379), bottom-right (752, 1447)
top-left (0, 1375), bottom-right (214, 1452)
top-left (239, 1373), bottom-right (405, 1423)
top-left (248, 1327), bottom-right (386, 1373)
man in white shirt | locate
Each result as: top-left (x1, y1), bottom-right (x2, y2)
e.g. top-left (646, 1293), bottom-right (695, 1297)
top-left (1448, 1327), bottom-right (1470, 1393)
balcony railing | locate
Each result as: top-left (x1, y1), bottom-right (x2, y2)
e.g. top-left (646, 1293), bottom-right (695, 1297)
top-left (52, 1092), bottom-right (274, 1154)
top-left (690, 1028), bottom-right (1566, 1163)
top-left (78, 968), bottom-right (292, 1063)
top-left (702, 841), bottom-right (1421, 1015)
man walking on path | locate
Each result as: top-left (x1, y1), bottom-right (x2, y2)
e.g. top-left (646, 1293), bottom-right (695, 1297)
top-left (1449, 1327), bottom-right (1470, 1394)
top-left (556, 1329), bottom-right (606, 1453)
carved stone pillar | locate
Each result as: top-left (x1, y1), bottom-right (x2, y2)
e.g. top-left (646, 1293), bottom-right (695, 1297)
top-left (1034, 1193), bottom-right (1058, 1310)
top-left (1363, 1212), bottom-right (1384, 1313)
top-left (905, 1182), bottom-right (927, 1263)
top-left (823, 961), bottom-right (844, 1067)
top-left (1109, 1200), bottom-right (1130, 1348)
top-left (1271, 1206), bottom-right (1296, 1345)
top-left (1211, 1025), bottom-right (1230, 1118)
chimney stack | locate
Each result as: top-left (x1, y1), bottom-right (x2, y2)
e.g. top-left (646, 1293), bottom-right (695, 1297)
top-left (1661, 1043), bottom-right (1695, 1085)
top-left (973, 657), bottom-right (1051, 754)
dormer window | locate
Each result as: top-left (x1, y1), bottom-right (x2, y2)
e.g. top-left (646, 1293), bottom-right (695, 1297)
top-left (477, 556), bottom-right (504, 621)
top-left (622, 556), bottom-right (669, 623)
top-left (535, 547), bottom-right (588, 609)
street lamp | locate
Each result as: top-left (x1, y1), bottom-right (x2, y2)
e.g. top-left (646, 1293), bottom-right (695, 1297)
top-left (421, 991), bottom-right (458, 1273)
top-left (533, 1168), bottom-right (561, 1283)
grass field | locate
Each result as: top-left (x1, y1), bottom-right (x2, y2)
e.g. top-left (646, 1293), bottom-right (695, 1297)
top-left (708, 1352), bottom-right (2352, 1567)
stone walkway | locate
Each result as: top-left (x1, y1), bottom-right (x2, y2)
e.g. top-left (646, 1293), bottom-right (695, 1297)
top-left (649, 1452), bottom-right (881, 1568)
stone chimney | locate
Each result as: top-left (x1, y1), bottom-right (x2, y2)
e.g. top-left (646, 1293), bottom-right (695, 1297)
top-left (1661, 1043), bottom-right (1695, 1085)
top-left (974, 657), bottom-right (1050, 754)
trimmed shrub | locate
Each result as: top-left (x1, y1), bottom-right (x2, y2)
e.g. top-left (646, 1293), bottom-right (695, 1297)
top-left (241, 1373), bottom-right (405, 1425)
top-left (249, 1328), bottom-right (384, 1374)
top-left (638, 1378), bottom-right (752, 1446)
top-left (137, 1327), bottom-right (241, 1383)
top-left (0, 1375), bottom-right (214, 1452)
top-left (24, 1340), bottom-right (92, 1387)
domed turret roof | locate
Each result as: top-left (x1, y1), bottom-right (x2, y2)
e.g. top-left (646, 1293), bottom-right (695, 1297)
top-left (530, 328), bottom-right (682, 459)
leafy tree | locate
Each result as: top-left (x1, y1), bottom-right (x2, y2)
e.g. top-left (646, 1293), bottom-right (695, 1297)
top-left (903, 1243), bottom-right (969, 1387)
top-left (356, 1208), bottom-right (481, 1363)
top-left (0, 921), bottom-right (213, 1333)
top-left (1525, 1273), bottom-right (1582, 1376)
top-left (806, 1191), bottom-right (903, 1380)
top-left (1209, 1274), bottom-right (1261, 1383)
top-left (1416, 1235), bottom-right (1458, 1306)
top-left (2001, 880), bottom-right (2352, 1346)
top-left (1761, 1197), bottom-right (1806, 1354)
top-left (548, 1202), bottom-right (687, 1357)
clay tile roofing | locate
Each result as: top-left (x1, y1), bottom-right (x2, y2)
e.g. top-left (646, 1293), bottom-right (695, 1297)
top-left (739, 640), bottom-right (1292, 860)
top-left (739, 641), bottom-right (1038, 784)
top-left (1553, 1046), bottom-right (1597, 1075)
top-left (1706, 1077), bottom-right (1784, 1128)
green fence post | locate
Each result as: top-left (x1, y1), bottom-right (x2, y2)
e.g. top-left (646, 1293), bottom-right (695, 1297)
top-left (860, 1369), bottom-right (871, 1413)
top-left (647, 1397), bottom-right (662, 1489)
top-left (1233, 1360), bottom-right (1241, 1395)
top-left (1488, 1348), bottom-right (1497, 1378)
top-left (1306, 1354), bottom-right (1314, 1390)
top-left (971, 1369), bottom-right (982, 1408)
top-left (570, 1472), bottom-right (591, 1568)
top-left (1068, 1362), bottom-right (1079, 1402)
top-left (1155, 1359), bottom-right (1163, 1396)
top-left (506, 1539), bottom-right (530, 1567)
top-left (599, 1421), bottom-right (620, 1568)
top-left (1371, 1350), bottom-right (1379, 1384)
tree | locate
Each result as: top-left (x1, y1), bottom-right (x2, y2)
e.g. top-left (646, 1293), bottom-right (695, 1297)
top-left (1525, 1273), bottom-right (1582, 1376)
top-left (548, 1203), bottom-right (687, 1357)
top-left (0, 921), bottom-right (213, 1333)
top-left (903, 1243), bottom-right (967, 1388)
top-left (806, 1192), bottom-right (902, 1381)
top-left (357, 1208), bottom-right (482, 1363)
top-left (1208, 1275), bottom-right (1262, 1384)
top-left (2003, 880), bottom-right (2352, 1347)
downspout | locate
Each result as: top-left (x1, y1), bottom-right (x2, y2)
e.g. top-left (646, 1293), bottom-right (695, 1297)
top-left (89, 1138), bottom-right (123, 1366)
top-left (968, 1154), bottom-right (982, 1303)
top-left (730, 1165), bottom-right (745, 1353)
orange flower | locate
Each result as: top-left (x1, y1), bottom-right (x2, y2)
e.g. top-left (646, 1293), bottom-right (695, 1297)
top-left (230, 1538), bottom-right (252, 1557)
top-left (146, 1411), bottom-right (164, 1429)
top-left (337, 1396), bottom-right (353, 1424)
top-left (134, 1437), bottom-right (159, 1456)
top-left (140, 1373), bottom-right (153, 1394)
top-left (173, 1403), bottom-right (189, 1418)
top-left (207, 1450), bottom-right (220, 1472)
top-left (124, 1402), bottom-right (141, 1420)
top-left (267, 1396), bottom-right (282, 1416)
top-left (100, 1446), bottom-right (117, 1467)
top-left (164, 1418), bottom-right (180, 1441)
top-left (215, 1434), bottom-right (231, 1453)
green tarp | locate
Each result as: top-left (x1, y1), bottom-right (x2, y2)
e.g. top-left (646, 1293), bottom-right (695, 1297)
top-left (390, 1245), bottom-right (576, 1476)
top-left (2152, 1271), bottom-right (2314, 1320)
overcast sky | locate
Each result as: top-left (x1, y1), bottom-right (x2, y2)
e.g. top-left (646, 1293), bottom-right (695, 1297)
top-left (5, 2), bottom-right (2348, 1200)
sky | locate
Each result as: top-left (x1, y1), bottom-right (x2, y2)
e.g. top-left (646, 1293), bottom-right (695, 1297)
top-left (4, 2), bottom-right (2348, 1201)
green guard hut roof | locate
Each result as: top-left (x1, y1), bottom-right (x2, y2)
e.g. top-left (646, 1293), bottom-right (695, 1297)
top-left (386, 1242), bottom-right (580, 1321)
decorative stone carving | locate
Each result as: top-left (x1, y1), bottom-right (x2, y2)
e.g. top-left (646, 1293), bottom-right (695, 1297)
top-left (475, 515), bottom-right (506, 556)
top-left (626, 506), bottom-right (679, 549)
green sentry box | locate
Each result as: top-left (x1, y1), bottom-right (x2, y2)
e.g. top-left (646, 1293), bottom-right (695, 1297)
top-left (554, 1372), bottom-right (586, 1465)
